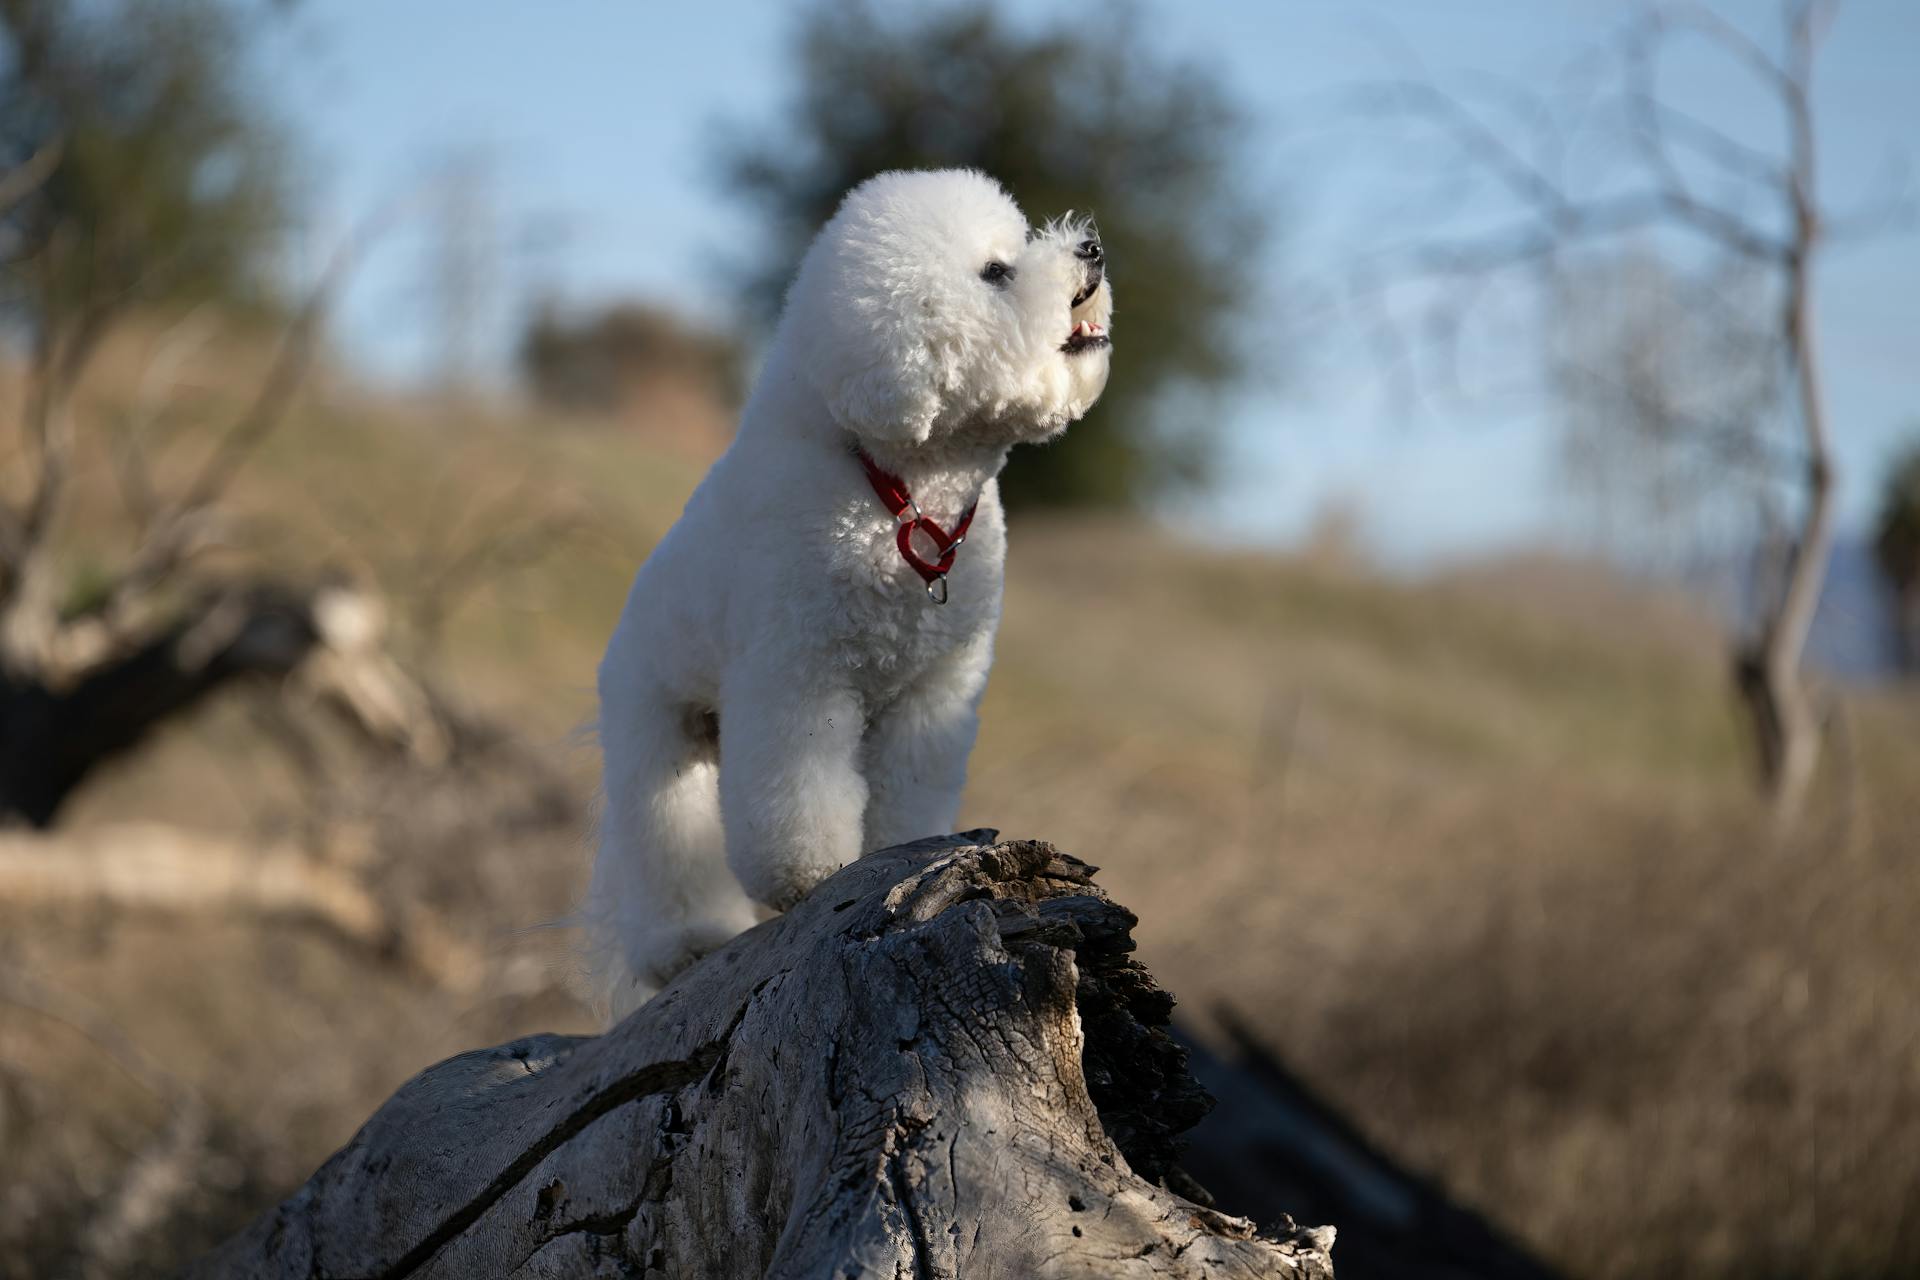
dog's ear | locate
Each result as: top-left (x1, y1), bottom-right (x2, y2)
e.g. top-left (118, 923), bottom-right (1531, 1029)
top-left (798, 282), bottom-right (943, 445)
top-left (818, 348), bottom-right (941, 446)
top-left (787, 202), bottom-right (946, 447)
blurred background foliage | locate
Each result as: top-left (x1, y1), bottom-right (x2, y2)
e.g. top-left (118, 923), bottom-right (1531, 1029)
top-left (0, 0), bottom-right (287, 334)
top-left (1, 1), bottom-right (1918, 1278)
top-left (717, 0), bottom-right (1268, 509)
top-left (518, 301), bottom-right (742, 417)
top-left (1873, 436), bottom-right (1920, 670)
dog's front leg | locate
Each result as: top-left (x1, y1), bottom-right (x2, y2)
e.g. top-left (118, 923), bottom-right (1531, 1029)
top-left (862, 634), bottom-right (989, 852)
top-left (718, 655), bottom-right (868, 911)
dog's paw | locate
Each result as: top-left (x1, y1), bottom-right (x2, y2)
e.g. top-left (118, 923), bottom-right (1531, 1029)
top-left (649, 915), bottom-right (754, 983)
top-left (736, 855), bottom-right (843, 914)
top-left (603, 968), bottom-right (660, 1024)
top-left (603, 920), bottom-right (742, 1023)
top-left (609, 907), bottom-right (757, 1009)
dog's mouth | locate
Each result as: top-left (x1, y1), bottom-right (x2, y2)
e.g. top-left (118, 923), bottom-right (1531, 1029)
top-left (1060, 318), bottom-right (1110, 354)
top-left (1063, 257), bottom-right (1108, 353)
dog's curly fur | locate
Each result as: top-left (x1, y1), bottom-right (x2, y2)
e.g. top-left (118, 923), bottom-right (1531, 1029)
top-left (589, 169), bottom-right (1113, 1019)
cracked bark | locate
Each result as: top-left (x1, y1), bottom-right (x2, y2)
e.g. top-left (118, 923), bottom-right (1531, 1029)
top-left (185, 833), bottom-right (1336, 1279)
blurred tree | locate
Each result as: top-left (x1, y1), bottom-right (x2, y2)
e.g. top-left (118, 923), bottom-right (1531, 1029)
top-left (1352, 1), bottom-right (1875, 822)
top-left (0, 0), bottom-right (285, 336)
top-left (718, 0), bottom-right (1269, 509)
top-left (519, 301), bottom-right (741, 415)
top-left (0, 0), bottom-right (460, 828)
top-left (2, 0), bottom-right (290, 681)
top-left (1549, 253), bottom-right (1782, 573)
top-left (1872, 438), bottom-right (1920, 672)
top-left (1, 0), bottom-right (288, 663)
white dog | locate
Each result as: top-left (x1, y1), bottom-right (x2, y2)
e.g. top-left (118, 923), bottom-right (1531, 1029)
top-left (588, 169), bottom-right (1112, 1019)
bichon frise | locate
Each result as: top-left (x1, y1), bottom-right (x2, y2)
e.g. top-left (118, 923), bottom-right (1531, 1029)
top-left (589, 169), bottom-right (1112, 1019)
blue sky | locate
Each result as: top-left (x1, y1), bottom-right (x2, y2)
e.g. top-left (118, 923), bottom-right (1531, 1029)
top-left (256, 1), bottom-right (1919, 562)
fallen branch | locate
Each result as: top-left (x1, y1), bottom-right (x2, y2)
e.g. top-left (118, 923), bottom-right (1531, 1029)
top-left (186, 833), bottom-right (1336, 1279)
top-left (0, 823), bottom-right (481, 991)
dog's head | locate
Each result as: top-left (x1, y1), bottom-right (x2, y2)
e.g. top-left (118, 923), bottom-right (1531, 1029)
top-left (783, 168), bottom-right (1112, 449)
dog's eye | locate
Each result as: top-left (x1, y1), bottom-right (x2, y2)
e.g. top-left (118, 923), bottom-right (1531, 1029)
top-left (979, 261), bottom-right (1014, 286)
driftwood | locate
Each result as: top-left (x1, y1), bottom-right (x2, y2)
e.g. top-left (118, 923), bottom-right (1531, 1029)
top-left (187, 833), bottom-right (1336, 1279)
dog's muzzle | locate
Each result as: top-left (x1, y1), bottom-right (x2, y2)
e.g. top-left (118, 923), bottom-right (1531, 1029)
top-left (1062, 237), bottom-right (1109, 353)
top-left (1069, 238), bottom-right (1103, 308)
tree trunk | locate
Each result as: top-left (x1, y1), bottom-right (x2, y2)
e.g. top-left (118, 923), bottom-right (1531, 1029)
top-left (184, 833), bottom-right (1336, 1279)
top-left (1735, 247), bottom-right (1833, 829)
top-left (1741, 38), bottom-right (1838, 830)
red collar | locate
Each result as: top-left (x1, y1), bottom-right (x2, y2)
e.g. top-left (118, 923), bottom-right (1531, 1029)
top-left (852, 446), bottom-right (979, 605)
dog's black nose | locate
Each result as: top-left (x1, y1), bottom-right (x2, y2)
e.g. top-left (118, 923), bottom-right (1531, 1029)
top-left (1076, 238), bottom-right (1103, 264)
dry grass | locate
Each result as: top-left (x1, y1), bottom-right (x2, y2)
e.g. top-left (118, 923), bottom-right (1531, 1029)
top-left (2, 355), bottom-right (1916, 1277)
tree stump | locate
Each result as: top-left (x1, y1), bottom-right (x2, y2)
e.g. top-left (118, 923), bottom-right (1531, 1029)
top-left (185, 832), bottom-right (1335, 1278)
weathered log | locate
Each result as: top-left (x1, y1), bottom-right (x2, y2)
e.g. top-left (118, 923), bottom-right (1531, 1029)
top-left (186, 833), bottom-right (1336, 1279)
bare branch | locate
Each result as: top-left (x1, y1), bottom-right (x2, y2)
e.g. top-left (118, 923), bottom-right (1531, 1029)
top-left (0, 490), bottom-right (23, 577)
top-left (1791, 0), bottom-right (1845, 57)
top-left (1350, 49), bottom-right (1790, 280)
top-left (1625, 15), bottom-right (1787, 204)
top-left (1553, 357), bottom-right (1799, 477)
top-left (90, 202), bottom-right (406, 629)
top-left (406, 485), bottom-right (590, 655)
top-left (1659, 2), bottom-right (1793, 94)
top-left (0, 294), bottom-right (116, 669)
top-left (1344, 79), bottom-right (1575, 219)
top-left (12, 297), bottom-right (114, 552)
top-left (0, 138), bottom-right (63, 219)
top-left (1634, 97), bottom-right (1787, 189)
top-left (106, 305), bottom-right (224, 529)
top-left (1380, 185), bottom-right (1784, 286)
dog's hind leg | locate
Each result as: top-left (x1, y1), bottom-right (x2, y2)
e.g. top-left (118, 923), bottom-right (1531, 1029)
top-left (588, 689), bottom-right (758, 1022)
